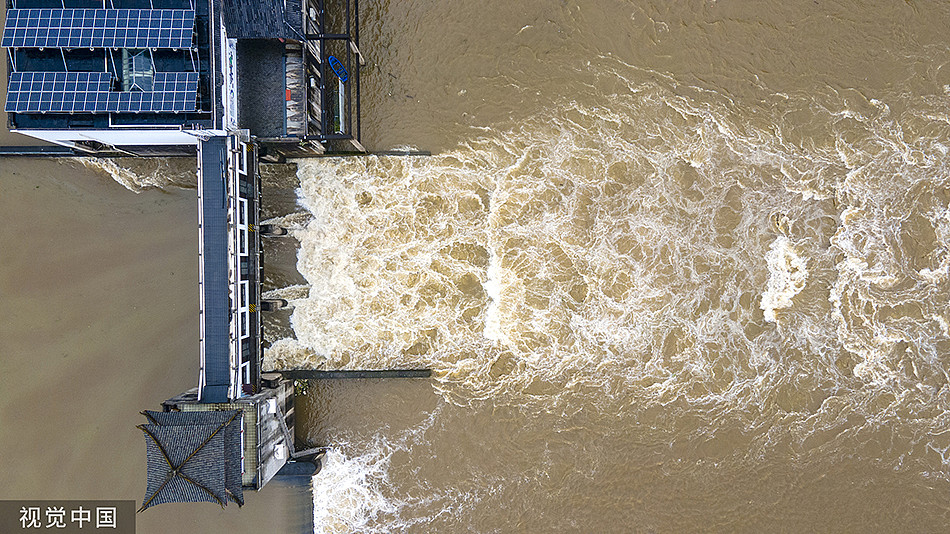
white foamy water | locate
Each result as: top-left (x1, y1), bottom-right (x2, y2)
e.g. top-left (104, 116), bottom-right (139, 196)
top-left (276, 57), bottom-right (950, 531)
top-left (761, 236), bottom-right (808, 323)
top-left (311, 448), bottom-right (399, 534)
top-left (77, 157), bottom-right (198, 192)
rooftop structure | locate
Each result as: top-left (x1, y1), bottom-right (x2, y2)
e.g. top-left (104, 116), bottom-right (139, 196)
top-left (197, 133), bottom-right (261, 402)
top-left (161, 378), bottom-right (296, 493)
top-left (3, 0), bottom-right (363, 154)
top-left (138, 410), bottom-right (245, 510)
top-left (133, 132), bottom-right (295, 510)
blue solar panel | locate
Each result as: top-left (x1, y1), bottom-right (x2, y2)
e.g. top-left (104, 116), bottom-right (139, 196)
top-left (5, 72), bottom-right (198, 113)
top-left (1, 9), bottom-right (194, 49)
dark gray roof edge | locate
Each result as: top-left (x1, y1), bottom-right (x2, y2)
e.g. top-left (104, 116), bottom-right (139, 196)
top-left (199, 136), bottom-right (231, 403)
top-left (220, 0), bottom-right (302, 40)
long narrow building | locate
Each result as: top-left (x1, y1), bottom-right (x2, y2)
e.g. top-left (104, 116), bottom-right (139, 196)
top-left (197, 133), bottom-right (261, 400)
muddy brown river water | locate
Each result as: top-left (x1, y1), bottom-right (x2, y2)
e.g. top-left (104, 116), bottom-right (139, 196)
top-left (4, 1), bottom-right (950, 532)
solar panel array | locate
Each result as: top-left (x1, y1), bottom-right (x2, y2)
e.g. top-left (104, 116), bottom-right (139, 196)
top-left (5, 71), bottom-right (199, 113)
top-left (1, 9), bottom-right (195, 49)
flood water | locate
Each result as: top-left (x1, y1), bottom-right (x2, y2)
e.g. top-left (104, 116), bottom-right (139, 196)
top-left (4, 0), bottom-right (950, 532)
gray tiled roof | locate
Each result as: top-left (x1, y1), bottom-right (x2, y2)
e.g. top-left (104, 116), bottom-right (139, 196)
top-left (221, 0), bottom-right (303, 39)
top-left (199, 136), bottom-right (230, 404)
top-left (139, 410), bottom-right (244, 510)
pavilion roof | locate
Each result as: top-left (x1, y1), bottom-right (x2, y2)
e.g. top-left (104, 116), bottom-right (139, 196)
top-left (138, 410), bottom-right (244, 511)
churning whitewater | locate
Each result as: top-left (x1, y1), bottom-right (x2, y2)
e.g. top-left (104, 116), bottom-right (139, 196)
top-left (255, 58), bottom-right (950, 532)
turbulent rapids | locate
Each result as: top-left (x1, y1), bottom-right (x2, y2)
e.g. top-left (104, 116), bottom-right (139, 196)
top-left (269, 61), bottom-right (950, 404)
top-left (254, 60), bottom-right (950, 531)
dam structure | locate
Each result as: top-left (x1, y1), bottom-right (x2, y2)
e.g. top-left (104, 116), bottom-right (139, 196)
top-left (2, 0), bottom-right (364, 509)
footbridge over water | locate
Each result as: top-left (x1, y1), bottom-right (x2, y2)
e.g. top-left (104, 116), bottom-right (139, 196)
top-left (196, 132), bottom-right (263, 402)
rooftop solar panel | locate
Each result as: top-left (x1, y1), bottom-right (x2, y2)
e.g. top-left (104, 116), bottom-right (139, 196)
top-left (5, 71), bottom-right (198, 113)
top-left (1, 9), bottom-right (195, 49)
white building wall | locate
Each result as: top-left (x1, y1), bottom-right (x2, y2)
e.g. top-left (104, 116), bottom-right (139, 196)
top-left (10, 128), bottom-right (219, 147)
top-left (222, 32), bottom-right (239, 130)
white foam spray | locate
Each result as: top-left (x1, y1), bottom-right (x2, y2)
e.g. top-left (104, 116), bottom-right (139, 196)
top-left (77, 157), bottom-right (197, 192)
top-left (311, 448), bottom-right (398, 534)
top-left (761, 236), bottom-right (808, 322)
